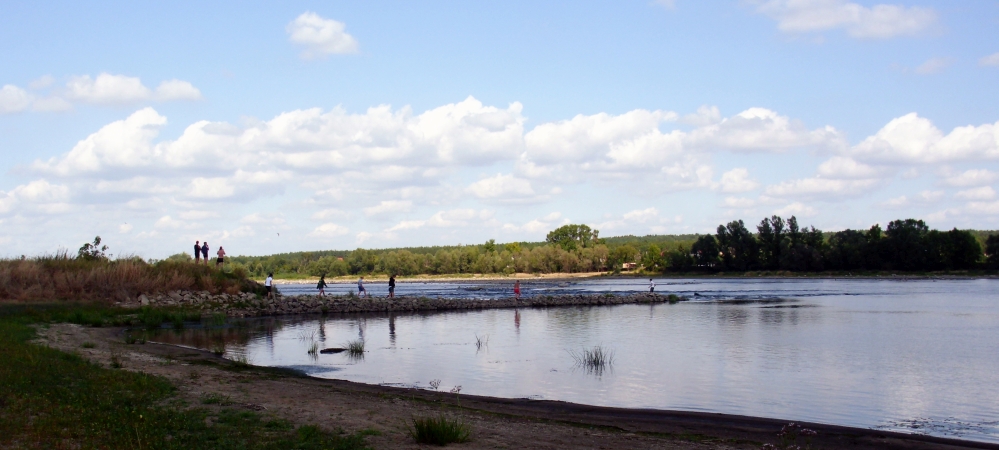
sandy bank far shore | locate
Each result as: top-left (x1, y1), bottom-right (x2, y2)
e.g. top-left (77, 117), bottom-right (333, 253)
top-left (36, 323), bottom-right (999, 450)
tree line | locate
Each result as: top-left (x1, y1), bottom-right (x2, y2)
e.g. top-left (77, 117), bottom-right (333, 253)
top-left (213, 220), bottom-right (998, 278)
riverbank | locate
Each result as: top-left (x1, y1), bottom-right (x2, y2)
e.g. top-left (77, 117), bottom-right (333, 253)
top-left (32, 321), bottom-right (999, 450)
top-left (264, 270), bottom-right (998, 285)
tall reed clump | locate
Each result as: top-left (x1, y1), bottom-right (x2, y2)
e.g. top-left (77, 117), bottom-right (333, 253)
top-left (407, 414), bottom-right (471, 446)
top-left (568, 345), bottom-right (614, 374)
top-left (0, 251), bottom-right (266, 303)
top-left (345, 339), bottom-right (365, 356)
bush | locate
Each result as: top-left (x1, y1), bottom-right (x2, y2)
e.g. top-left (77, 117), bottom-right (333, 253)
top-left (408, 414), bottom-right (471, 445)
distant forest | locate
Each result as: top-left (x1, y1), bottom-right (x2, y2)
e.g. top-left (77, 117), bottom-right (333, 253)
top-left (180, 218), bottom-right (999, 278)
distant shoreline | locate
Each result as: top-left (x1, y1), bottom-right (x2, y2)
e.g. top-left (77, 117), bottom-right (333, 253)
top-left (264, 271), bottom-right (998, 285)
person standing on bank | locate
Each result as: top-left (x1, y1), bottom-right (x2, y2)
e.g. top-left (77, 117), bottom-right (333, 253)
top-left (201, 242), bottom-right (209, 266)
top-left (649, 278), bottom-right (655, 293)
top-left (357, 276), bottom-right (367, 298)
top-left (388, 274), bottom-right (396, 298)
top-left (317, 275), bottom-right (327, 296)
top-left (265, 273), bottom-right (274, 300)
top-left (216, 246), bottom-right (226, 268)
top-left (194, 240), bottom-right (201, 263)
top-left (514, 280), bottom-right (521, 300)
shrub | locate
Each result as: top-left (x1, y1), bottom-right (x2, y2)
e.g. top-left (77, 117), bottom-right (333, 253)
top-left (408, 414), bottom-right (471, 445)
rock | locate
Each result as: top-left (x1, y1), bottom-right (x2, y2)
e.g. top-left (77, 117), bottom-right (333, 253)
top-left (139, 294), bottom-right (149, 306)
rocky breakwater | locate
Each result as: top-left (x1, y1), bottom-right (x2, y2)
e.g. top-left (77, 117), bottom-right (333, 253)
top-left (134, 291), bottom-right (686, 317)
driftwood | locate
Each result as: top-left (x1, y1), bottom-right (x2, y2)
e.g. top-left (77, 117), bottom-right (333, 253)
top-left (320, 348), bottom-right (347, 354)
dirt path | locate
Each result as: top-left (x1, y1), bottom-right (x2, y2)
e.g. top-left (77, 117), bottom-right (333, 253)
top-left (34, 324), bottom-right (998, 450)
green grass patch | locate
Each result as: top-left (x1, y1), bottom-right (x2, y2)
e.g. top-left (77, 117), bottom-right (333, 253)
top-left (0, 304), bottom-right (371, 449)
top-left (408, 413), bottom-right (471, 445)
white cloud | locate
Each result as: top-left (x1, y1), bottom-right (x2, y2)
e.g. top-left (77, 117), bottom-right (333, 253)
top-left (882, 195), bottom-right (909, 209)
top-left (939, 169), bottom-right (999, 187)
top-left (28, 75), bottom-right (55, 90)
top-left (309, 222), bottom-right (350, 237)
top-left (66, 73), bottom-right (152, 104)
top-left (0, 85), bottom-right (32, 113)
top-left (310, 208), bottom-right (349, 221)
top-left (387, 209), bottom-right (495, 232)
top-left (31, 96), bottom-right (72, 112)
top-left (816, 156), bottom-right (880, 179)
top-left (64, 73), bottom-right (201, 104)
top-left (717, 168), bottom-right (760, 193)
top-left (765, 177), bottom-right (880, 200)
top-left (468, 174), bottom-right (545, 204)
top-left (751, 0), bottom-right (937, 39)
top-left (287, 12), bottom-right (359, 59)
top-left (364, 200), bottom-right (413, 218)
top-left (979, 52), bottom-right (999, 67)
top-left (955, 186), bottom-right (996, 201)
top-left (774, 202), bottom-right (816, 217)
top-left (680, 105), bottom-right (721, 126)
top-left (850, 113), bottom-right (999, 164)
top-left (723, 196), bottom-right (758, 209)
top-left (915, 57), bottom-right (953, 75)
top-left (685, 107), bottom-right (844, 153)
top-left (119, 223), bottom-right (133, 234)
top-left (154, 79), bottom-right (202, 101)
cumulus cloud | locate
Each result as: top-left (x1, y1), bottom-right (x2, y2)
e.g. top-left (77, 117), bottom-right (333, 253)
top-left (816, 156), bottom-right (880, 179)
top-left (31, 96), bottom-right (72, 112)
top-left (28, 75), bottom-right (55, 90)
top-left (850, 113), bottom-right (999, 164)
top-left (154, 79), bottom-right (202, 101)
top-left (467, 173), bottom-right (550, 204)
top-left (65, 73), bottom-right (201, 104)
top-left (364, 200), bottom-right (413, 218)
top-left (774, 202), bottom-right (816, 217)
top-left (979, 52), bottom-right (999, 67)
top-left (751, 0), bottom-right (937, 39)
top-left (287, 12), bottom-right (359, 59)
top-left (717, 168), bottom-right (760, 193)
top-left (0, 85), bottom-right (32, 113)
top-left (685, 107), bottom-right (845, 152)
top-left (387, 209), bottom-right (495, 232)
top-left (765, 177), bottom-right (880, 200)
top-left (955, 186), bottom-right (996, 201)
top-left (938, 169), bottom-right (999, 187)
top-left (309, 222), bottom-right (350, 237)
top-left (502, 212), bottom-right (565, 234)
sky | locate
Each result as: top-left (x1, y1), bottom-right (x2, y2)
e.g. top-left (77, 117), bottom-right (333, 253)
top-left (2, 0), bottom-right (999, 259)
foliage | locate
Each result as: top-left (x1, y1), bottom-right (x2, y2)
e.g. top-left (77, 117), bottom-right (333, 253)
top-left (546, 224), bottom-right (600, 251)
top-left (407, 414), bottom-right (471, 446)
top-left (77, 235), bottom-right (110, 261)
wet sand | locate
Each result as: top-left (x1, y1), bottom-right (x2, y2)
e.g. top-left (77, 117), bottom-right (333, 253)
top-left (35, 323), bottom-right (999, 450)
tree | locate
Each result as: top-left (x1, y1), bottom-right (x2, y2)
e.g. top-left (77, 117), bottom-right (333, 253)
top-left (825, 229), bottom-right (867, 270)
top-left (716, 220), bottom-right (758, 271)
top-left (884, 219), bottom-right (929, 271)
top-left (608, 244), bottom-right (639, 270)
top-left (77, 236), bottom-right (109, 261)
top-left (546, 224), bottom-right (599, 251)
top-left (691, 235), bottom-right (720, 269)
top-left (757, 215), bottom-right (785, 270)
top-left (986, 235), bottom-right (999, 268)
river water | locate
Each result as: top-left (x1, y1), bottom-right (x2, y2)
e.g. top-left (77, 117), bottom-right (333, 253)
top-left (152, 278), bottom-right (999, 443)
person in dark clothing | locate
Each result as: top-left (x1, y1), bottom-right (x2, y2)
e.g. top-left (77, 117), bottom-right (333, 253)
top-left (194, 240), bottom-right (201, 263)
top-left (201, 242), bottom-right (209, 265)
top-left (388, 274), bottom-right (396, 298)
top-left (317, 275), bottom-right (328, 296)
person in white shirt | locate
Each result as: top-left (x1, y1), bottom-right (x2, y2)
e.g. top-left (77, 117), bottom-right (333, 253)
top-left (649, 278), bottom-right (656, 293)
top-left (265, 273), bottom-right (274, 299)
top-left (357, 276), bottom-right (367, 298)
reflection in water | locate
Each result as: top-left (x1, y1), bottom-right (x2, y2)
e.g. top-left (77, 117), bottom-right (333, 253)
top-left (150, 278), bottom-right (999, 444)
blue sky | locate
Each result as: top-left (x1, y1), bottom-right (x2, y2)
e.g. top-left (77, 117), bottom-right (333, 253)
top-left (2, 0), bottom-right (998, 258)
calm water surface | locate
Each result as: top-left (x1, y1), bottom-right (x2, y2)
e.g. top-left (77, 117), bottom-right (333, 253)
top-left (154, 278), bottom-right (999, 443)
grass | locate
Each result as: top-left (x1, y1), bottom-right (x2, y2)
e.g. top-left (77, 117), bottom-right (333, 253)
top-left (345, 339), bottom-right (365, 356)
top-left (407, 414), bottom-right (471, 446)
top-left (202, 392), bottom-right (235, 405)
top-left (568, 345), bottom-right (614, 375)
top-left (81, 341), bottom-right (95, 348)
top-left (0, 303), bottom-right (372, 449)
top-left (474, 334), bottom-right (488, 351)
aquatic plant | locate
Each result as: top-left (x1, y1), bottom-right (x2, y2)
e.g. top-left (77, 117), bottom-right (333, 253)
top-left (474, 334), bottom-right (488, 351)
top-left (231, 353), bottom-right (252, 368)
top-left (407, 414), bottom-right (471, 445)
top-left (428, 379), bottom-right (441, 391)
top-left (568, 345), bottom-right (614, 374)
top-left (667, 294), bottom-right (681, 304)
top-left (210, 340), bottom-right (226, 356)
top-left (297, 327), bottom-right (318, 341)
top-left (345, 339), bottom-right (365, 356)
top-left (307, 341), bottom-right (319, 356)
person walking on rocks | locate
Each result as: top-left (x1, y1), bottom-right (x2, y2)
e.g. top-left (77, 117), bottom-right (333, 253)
top-left (265, 273), bottom-right (274, 300)
top-left (216, 246), bottom-right (226, 268)
top-left (388, 274), bottom-right (396, 298)
top-left (201, 242), bottom-right (209, 266)
top-left (317, 275), bottom-right (328, 296)
top-left (357, 276), bottom-right (367, 298)
top-left (649, 278), bottom-right (655, 293)
top-left (194, 240), bottom-right (201, 263)
top-left (514, 280), bottom-right (521, 300)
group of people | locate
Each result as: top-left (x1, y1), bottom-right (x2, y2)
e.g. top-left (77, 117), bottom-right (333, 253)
top-left (193, 240), bottom-right (226, 267)
top-left (315, 274), bottom-right (397, 298)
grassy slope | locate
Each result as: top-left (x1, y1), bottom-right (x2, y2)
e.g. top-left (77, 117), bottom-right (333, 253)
top-left (0, 305), bottom-right (371, 450)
